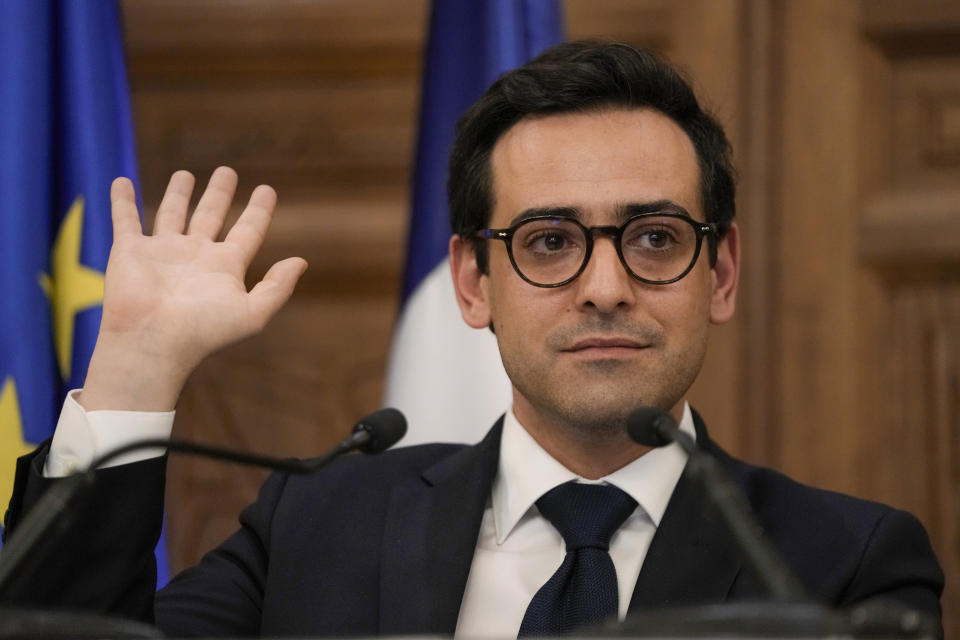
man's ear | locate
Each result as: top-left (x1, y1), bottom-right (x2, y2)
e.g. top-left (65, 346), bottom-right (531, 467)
top-left (710, 222), bottom-right (740, 324)
top-left (450, 235), bottom-right (493, 329)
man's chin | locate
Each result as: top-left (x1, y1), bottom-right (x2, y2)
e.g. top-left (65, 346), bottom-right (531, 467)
top-left (545, 393), bottom-right (660, 436)
top-left (575, 357), bottom-right (640, 374)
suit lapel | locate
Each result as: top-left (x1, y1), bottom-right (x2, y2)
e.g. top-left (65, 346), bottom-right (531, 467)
top-left (378, 420), bottom-right (503, 635)
top-left (377, 411), bottom-right (755, 629)
top-left (628, 412), bottom-right (743, 610)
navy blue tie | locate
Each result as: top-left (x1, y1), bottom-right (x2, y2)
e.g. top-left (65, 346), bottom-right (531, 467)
top-left (518, 481), bottom-right (638, 636)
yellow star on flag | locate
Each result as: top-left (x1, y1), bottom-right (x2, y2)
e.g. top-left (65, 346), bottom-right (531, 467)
top-left (0, 377), bottom-right (33, 514)
top-left (39, 196), bottom-right (106, 380)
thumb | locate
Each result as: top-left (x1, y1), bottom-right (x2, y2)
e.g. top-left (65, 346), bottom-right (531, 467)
top-left (247, 257), bottom-right (308, 330)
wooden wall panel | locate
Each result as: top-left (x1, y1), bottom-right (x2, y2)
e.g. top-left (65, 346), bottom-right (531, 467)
top-left (863, 284), bottom-right (960, 635)
top-left (668, 0), bottom-right (751, 461)
top-left (859, 7), bottom-right (960, 632)
top-left (676, 0), bottom-right (960, 631)
top-left (777, 0), bottom-right (866, 490)
top-left (566, 0), bottom-right (672, 52)
top-left (725, 0), bottom-right (784, 465)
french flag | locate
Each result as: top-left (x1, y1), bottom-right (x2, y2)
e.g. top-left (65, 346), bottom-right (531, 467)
top-left (385, 0), bottom-right (564, 445)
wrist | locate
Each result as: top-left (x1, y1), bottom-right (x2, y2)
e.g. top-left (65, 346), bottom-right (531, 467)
top-left (78, 336), bottom-right (193, 412)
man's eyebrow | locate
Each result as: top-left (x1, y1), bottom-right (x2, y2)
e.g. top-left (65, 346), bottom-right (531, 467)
top-left (502, 202), bottom-right (693, 227)
top-left (618, 201), bottom-right (692, 221)
top-left (507, 206), bottom-right (581, 227)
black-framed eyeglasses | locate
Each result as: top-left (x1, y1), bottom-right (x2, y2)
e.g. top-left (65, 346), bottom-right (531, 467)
top-left (476, 213), bottom-right (717, 288)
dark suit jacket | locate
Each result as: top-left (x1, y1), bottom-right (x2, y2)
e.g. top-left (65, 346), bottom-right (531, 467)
top-left (3, 413), bottom-right (944, 637)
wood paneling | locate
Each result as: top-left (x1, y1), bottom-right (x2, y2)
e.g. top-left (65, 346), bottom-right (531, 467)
top-left (865, 284), bottom-right (960, 633)
top-left (566, 0), bottom-right (672, 52)
top-left (674, 0), bottom-right (960, 631)
top-left (669, 0), bottom-right (751, 459)
top-left (861, 190), bottom-right (960, 271)
top-left (777, 0), bottom-right (865, 489)
top-left (857, 4), bottom-right (960, 629)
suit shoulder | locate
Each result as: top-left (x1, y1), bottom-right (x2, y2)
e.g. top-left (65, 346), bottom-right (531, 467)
top-left (346, 441), bottom-right (468, 474)
top-left (288, 441), bottom-right (468, 491)
top-left (719, 450), bottom-right (903, 536)
top-left (714, 448), bottom-right (942, 610)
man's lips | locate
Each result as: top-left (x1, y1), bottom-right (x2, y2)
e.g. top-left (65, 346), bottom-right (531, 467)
top-left (563, 337), bottom-right (650, 353)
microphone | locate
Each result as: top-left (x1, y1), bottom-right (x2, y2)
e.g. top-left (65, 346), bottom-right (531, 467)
top-left (625, 406), bottom-right (807, 602)
top-left (0, 408), bottom-right (406, 602)
top-left (298, 408), bottom-right (407, 472)
top-left (626, 406), bottom-right (687, 449)
top-left (344, 407), bottom-right (408, 454)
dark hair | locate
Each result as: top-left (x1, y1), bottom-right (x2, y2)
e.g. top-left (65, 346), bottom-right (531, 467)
top-left (447, 39), bottom-right (736, 271)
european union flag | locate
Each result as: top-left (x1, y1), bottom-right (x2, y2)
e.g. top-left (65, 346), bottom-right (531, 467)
top-left (0, 1), bottom-right (169, 584)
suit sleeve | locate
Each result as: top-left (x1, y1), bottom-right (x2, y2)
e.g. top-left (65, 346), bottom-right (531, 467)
top-left (840, 507), bottom-right (944, 633)
top-left (3, 442), bottom-right (295, 636)
top-left (153, 470), bottom-right (291, 637)
top-left (1, 443), bottom-right (164, 620)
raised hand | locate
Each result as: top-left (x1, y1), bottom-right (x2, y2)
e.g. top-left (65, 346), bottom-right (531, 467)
top-left (78, 167), bottom-right (307, 412)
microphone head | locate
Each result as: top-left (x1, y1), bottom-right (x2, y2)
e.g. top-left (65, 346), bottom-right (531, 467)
top-left (352, 408), bottom-right (407, 454)
top-left (626, 406), bottom-right (677, 448)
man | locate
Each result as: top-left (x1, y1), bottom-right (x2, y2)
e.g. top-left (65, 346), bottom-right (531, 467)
top-left (4, 41), bottom-right (943, 637)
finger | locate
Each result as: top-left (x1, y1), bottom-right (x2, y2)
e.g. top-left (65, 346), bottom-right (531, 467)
top-left (110, 177), bottom-right (144, 239)
top-left (187, 166), bottom-right (238, 239)
top-left (223, 184), bottom-right (277, 270)
top-left (153, 170), bottom-right (196, 235)
top-left (246, 257), bottom-right (308, 331)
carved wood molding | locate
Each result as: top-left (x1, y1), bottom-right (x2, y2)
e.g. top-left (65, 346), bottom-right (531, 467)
top-left (878, 285), bottom-right (960, 631)
top-left (123, 0), bottom-right (425, 78)
top-left (566, 0), bottom-right (673, 51)
top-left (920, 92), bottom-right (960, 166)
top-left (861, 0), bottom-right (960, 56)
top-left (860, 190), bottom-right (960, 275)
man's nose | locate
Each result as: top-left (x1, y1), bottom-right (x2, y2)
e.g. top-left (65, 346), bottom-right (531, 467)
top-left (573, 236), bottom-right (637, 312)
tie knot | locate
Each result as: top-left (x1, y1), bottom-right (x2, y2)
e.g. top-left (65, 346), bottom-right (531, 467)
top-left (536, 481), bottom-right (637, 551)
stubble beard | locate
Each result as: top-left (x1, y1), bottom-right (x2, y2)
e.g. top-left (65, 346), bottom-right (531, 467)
top-left (503, 331), bottom-right (708, 445)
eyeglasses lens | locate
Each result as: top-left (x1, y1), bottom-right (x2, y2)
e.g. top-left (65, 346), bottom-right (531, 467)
top-left (512, 218), bottom-right (585, 286)
top-left (620, 216), bottom-right (698, 283)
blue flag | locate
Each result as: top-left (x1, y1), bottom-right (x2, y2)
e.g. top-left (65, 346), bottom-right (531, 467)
top-left (0, 1), bottom-right (169, 585)
top-left (385, 0), bottom-right (565, 445)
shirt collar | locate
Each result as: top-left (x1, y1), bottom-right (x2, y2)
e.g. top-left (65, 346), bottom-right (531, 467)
top-left (491, 403), bottom-right (695, 544)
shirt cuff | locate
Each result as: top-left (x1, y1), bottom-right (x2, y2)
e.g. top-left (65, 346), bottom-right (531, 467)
top-left (44, 389), bottom-right (175, 477)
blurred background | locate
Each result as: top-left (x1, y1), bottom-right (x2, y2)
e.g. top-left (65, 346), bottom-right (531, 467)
top-left (4, 0), bottom-right (958, 634)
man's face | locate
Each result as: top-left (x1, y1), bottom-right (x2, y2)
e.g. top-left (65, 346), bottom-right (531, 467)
top-left (451, 108), bottom-right (739, 439)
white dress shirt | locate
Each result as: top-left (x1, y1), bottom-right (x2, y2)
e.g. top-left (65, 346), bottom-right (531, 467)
top-left (44, 390), bottom-right (173, 476)
top-left (46, 393), bottom-right (694, 637)
top-left (454, 406), bottom-right (693, 637)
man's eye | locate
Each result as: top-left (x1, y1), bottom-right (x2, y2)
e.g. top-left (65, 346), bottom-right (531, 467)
top-left (526, 231), bottom-right (576, 253)
top-left (626, 226), bottom-right (677, 250)
top-left (642, 230), bottom-right (672, 249)
top-left (542, 233), bottom-right (567, 251)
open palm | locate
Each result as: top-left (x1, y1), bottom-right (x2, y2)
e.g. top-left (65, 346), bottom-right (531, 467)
top-left (81, 167), bottom-right (306, 411)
